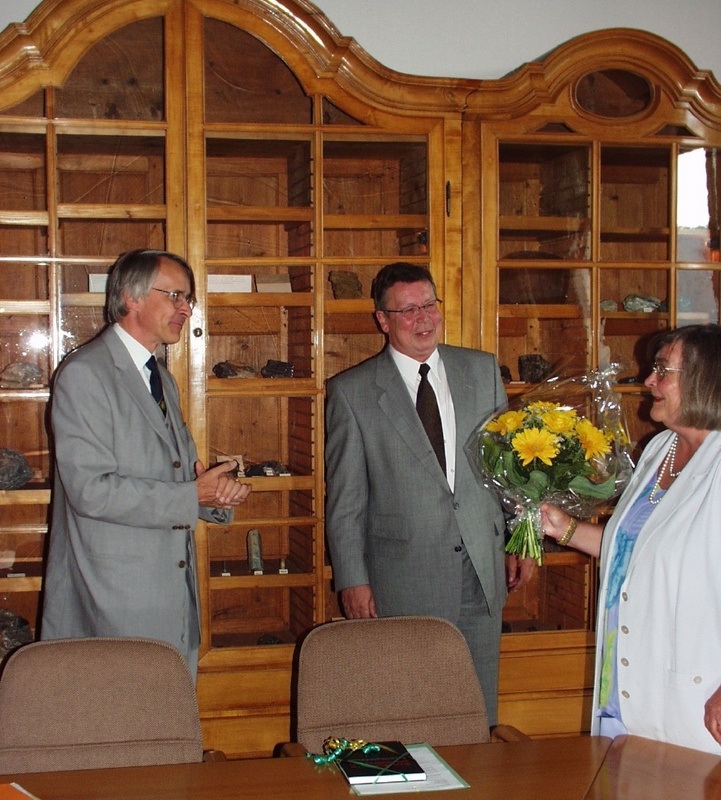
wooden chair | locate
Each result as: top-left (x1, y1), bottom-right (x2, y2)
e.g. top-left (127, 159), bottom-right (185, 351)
top-left (0, 637), bottom-right (212, 774)
top-left (282, 616), bottom-right (527, 756)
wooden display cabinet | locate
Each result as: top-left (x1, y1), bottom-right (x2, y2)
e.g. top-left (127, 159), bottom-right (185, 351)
top-left (2, 2), bottom-right (721, 755)
top-left (0, 0), bottom-right (461, 758)
top-left (465, 30), bottom-right (721, 735)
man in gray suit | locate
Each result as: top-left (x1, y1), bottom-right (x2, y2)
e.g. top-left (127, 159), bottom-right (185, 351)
top-left (325, 262), bottom-right (533, 725)
top-left (41, 249), bottom-right (251, 678)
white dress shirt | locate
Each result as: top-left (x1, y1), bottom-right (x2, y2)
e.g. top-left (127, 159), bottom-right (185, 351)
top-left (389, 345), bottom-right (457, 491)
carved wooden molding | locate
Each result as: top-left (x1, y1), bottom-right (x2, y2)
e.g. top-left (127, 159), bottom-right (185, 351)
top-left (0, 0), bottom-right (720, 134)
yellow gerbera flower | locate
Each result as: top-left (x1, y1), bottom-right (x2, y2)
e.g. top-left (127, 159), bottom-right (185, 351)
top-left (541, 409), bottom-right (577, 434)
top-left (512, 427), bottom-right (559, 466)
top-left (485, 410), bottom-right (527, 435)
top-left (575, 418), bottom-right (611, 460)
top-left (526, 401), bottom-right (559, 414)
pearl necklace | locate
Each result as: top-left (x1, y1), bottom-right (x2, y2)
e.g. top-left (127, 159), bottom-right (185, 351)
top-left (648, 434), bottom-right (681, 505)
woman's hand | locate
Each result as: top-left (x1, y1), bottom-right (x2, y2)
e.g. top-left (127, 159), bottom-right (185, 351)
top-left (539, 502), bottom-right (604, 558)
top-left (539, 503), bottom-right (571, 542)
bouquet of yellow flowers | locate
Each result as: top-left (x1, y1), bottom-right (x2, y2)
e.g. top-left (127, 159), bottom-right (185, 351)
top-left (465, 366), bottom-right (634, 564)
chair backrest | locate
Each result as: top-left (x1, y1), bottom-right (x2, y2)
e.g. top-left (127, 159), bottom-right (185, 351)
top-left (295, 616), bottom-right (490, 753)
top-left (0, 637), bottom-right (204, 774)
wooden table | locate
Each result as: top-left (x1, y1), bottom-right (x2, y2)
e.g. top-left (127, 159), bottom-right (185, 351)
top-left (1, 737), bottom-right (612, 800)
top-left (584, 735), bottom-right (721, 800)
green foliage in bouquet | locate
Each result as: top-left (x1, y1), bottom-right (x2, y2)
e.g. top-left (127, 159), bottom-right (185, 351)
top-left (467, 372), bottom-right (634, 565)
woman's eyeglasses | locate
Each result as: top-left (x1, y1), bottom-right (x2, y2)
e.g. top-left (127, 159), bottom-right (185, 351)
top-left (651, 362), bottom-right (682, 380)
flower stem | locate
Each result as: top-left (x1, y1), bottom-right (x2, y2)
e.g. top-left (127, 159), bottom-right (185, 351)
top-left (505, 513), bottom-right (543, 565)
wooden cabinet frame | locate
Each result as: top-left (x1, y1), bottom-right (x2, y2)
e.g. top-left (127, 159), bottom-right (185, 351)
top-left (1, 4), bottom-right (721, 755)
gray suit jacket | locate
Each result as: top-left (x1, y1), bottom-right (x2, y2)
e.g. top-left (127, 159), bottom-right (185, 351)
top-left (41, 326), bottom-right (229, 664)
top-left (325, 344), bottom-right (508, 622)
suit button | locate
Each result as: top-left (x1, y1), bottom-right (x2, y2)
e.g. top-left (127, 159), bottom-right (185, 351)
top-left (454, 545), bottom-right (462, 552)
top-left (173, 461), bottom-right (181, 469)
top-left (178, 560), bottom-right (186, 568)
top-left (620, 658), bottom-right (629, 666)
top-left (620, 625), bottom-right (629, 634)
top-left (453, 502), bottom-right (459, 510)
top-left (621, 690), bottom-right (630, 698)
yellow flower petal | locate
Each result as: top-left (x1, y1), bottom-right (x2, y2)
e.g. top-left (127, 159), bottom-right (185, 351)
top-left (575, 418), bottom-right (611, 460)
top-left (541, 409), bottom-right (577, 434)
top-left (512, 427), bottom-right (559, 466)
top-left (486, 409), bottom-right (527, 435)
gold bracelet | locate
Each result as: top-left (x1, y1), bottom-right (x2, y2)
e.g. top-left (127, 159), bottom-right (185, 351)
top-left (558, 517), bottom-right (578, 547)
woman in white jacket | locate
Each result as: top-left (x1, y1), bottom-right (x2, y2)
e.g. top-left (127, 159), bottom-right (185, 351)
top-left (542, 324), bottom-right (721, 754)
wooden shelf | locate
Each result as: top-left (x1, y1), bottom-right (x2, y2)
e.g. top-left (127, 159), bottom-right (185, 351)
top-left (499, 215), bottom-right (588, 233)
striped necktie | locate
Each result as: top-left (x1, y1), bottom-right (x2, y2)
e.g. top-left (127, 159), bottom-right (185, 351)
top-left (146, 356), bottom-right (167, 416)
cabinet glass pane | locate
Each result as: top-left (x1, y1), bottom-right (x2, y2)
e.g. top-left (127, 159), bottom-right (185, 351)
top-left (0, 506), bottom-right (46, 571)
top-left (205, 138), bottom-right (312, 259)
top-left (0, 132), bottom-right (46, 211)
top-left (323, 139), bottom-right (428, 258)
top-left (0, 399), bottom-right (49, 482)
top-left (599, 268), bottom-right (670, 377)
top-left (204, 18), bottom-right (312, 125)
top-left (207, 300), bottom-right (314, 380)
top-left (0, 90), bottom-right (45, 119)
top-left (497, 267), bottom-right (591, 382)
top-left (677, 147), bottom-right (720, 263)
top-left (209, 522), bottom-right (315, 578)
top-left (498, 144), bottom-right (590, 260)
top-left (55, 18), bottom-right (164, 121)
top-left (57, 134), bottom-right (165, 205)
top-left (600, 146), bottom-right (670, 261)
top-left (618, 391), bottom-right (661, 463)
top-left (677, 269), bottom-right (720, 326)
top-left (0, 260), bottom-right (49, 302)
top-left (59, 220), bottom-right (166, 257)
top-left (209, 584), bottom-right (316, 648)
top-left (0, 314), bottom-right (51, 385)
top-left (207, 396), bottom-right (315, 477)
top-left (503, 555), bottom-right (594, 632)
top-left (58, 303), bottom-right (106, 357)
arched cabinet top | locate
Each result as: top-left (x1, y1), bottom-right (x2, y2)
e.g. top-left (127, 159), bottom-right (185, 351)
top-left (0, 0), bottom-right (473, 119)
top-left (466, 27), bottom-right (721, 138)
top-left (0, 2), bottom-right (720, 133)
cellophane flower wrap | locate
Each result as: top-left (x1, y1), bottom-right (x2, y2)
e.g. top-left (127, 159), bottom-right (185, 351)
top-left (464, 366), bottom-right (634, 564)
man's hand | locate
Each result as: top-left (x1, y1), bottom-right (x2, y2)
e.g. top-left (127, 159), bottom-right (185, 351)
top-left (195, 460), bottom-right (252, 508)
top-left (505, 554), bottom-right (535, 592)
top-left (341, 584), bottom-right (377, 619)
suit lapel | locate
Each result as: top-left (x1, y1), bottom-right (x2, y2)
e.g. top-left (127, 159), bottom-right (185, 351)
top-left (103, 328), bottom-right (177, 445)
top-left (375, 349), bottom-right (448, 483)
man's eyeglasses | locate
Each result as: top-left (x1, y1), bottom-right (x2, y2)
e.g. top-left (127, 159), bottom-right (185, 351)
top-left (382, 298), bottom-right (442, 321)
top-left (651, 362), bottom-right (682, 380)
top-left (152, 287), bottom-right (195, 310)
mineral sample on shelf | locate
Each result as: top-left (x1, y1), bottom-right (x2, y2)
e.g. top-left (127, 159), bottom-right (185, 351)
top-left (0, 449), bottom-right (34, 490)
top-left (261, 359), bottom-right (293, 378)
top-left (329, 270), bottom-right (363, 299)
top-left (622, 294), bottom-right (663, 312)
top-left (212, 361), bottom-right (257, 378)
top-left (0, 362), bottom-right (42, 388)
top-left (518, 354), bottom-right (552, 384)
